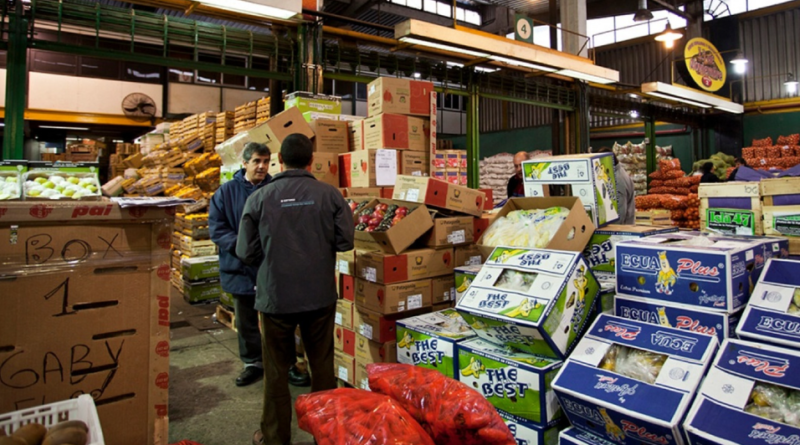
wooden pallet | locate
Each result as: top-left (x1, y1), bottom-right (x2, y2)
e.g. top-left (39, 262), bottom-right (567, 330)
top-left (635, 209), bottom-right (672, 226)
top-left (215, 304), bottom-right (237, 332)
top-left (698, 181), bottom-right (764, 235)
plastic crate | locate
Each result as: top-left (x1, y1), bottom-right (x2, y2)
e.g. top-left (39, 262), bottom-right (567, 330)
top-left (0, 395), bottom-right (104, 445)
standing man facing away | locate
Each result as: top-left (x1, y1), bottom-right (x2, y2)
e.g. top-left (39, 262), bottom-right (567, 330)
top-left (209, 142), bottom-right (271, 387)
top-left (597, 147), bottom-right (635, 224)
top-left (507, 151), bottom-right (528, 198)
top-left (237, 133), bottom-right (355, 445)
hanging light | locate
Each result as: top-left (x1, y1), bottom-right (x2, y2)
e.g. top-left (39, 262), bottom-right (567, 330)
top-left (785, 73), bottom-right (798, 94)
top-left (730, 52), bottom-right (748, 75)
top-left (633, 0), bottom-right (654, 22)
top-left (655, 23), bottom-right (683, 49)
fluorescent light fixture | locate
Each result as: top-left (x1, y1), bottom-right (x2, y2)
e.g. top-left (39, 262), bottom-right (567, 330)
top-left (0, 123), bottom-right (4, 127)
top-left (194, 0), bottom-right (299, 19)
top-left (490, 55), bottom-right (556, 72)
top-left (413, 72), bottom-right (421, 78)
top-left (655, 24), bottom-right (682, 49)
top-left (641, 81), bottom-right (744, 113)
top-left (786, 74), bottom-right (798, 94)
top-left (399, 37), bottom-right (491, 58)
top-left (557, 69), bottom-right (616, 84)
top-left (646, 91), bottom-right (711, 108)
top-left (629, 93), bottom-right (640, 99)
top-left (715, 104), bottom-right (745, 114)
top-left (40, 125), bottom-right (90, 130)
top-left (446, 61), bottom-right (497, 73)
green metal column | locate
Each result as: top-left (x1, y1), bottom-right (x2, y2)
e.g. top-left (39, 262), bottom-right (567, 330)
top-left (4, 3), bottom-right (28, 160)
top-left (466, 76), bottom-right (480, 189)
top-left (645, 117), bottom-right (657, 181)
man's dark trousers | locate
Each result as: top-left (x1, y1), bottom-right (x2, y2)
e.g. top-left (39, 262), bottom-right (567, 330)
top-left (233, 294), bottom-right (263, 368)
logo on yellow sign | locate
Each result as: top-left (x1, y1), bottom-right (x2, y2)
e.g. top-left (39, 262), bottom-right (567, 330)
top-left (684, 38), bottom-right (726, 92)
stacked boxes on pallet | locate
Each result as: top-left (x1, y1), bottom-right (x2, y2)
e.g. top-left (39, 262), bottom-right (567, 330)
top-left (234, 101), bottom-right (257, 135)
top-left (172, 212), bottom-right (221, 305)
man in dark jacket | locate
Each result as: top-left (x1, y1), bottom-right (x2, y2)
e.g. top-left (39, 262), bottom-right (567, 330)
top-left (237, 133), bottom-right (355, 445)
top-left (700, 162), bottom-right (720, 184)
top-left (507, 151), bottom-right (528, 198)
top-left (209, 142), bottom-right (272, 387)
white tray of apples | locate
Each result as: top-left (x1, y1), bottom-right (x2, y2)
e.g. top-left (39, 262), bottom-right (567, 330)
top-left (0, 172), bottom-right (22, 200)
top-left (23, 172), bottom-right (102, 200)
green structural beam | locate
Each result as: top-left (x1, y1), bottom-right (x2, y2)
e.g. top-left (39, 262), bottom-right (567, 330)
top-left (4, 4), bottom-right (28, 160)
top-left (322, 72), bottom-right (469, 96)
top-left (479, 92), bottom-right (574, 112)
top-left (645, 117), bottom-right (657, 183)
top-left (466, 80), bottom-right (480, 189)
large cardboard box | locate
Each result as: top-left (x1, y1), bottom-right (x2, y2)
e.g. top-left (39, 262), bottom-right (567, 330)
top-left (356, 248), bottom-right (454, 284)
top-left (336, 299), bottom-right (354, 330)
top-left (0, 203), bottom-right (172, 445)
top-left (457, 338), bottom-right (563, 427)
top-left (334, 350), bottom-right (355, 385)
top-left (456, 247), bottom-right (600, 359)
top-left (393, 175), bottom-right (486, 217)
top-left (285, 91), bottom-right (342, 115)
top-left (367, 77), bottom-right (434, 117)
top-left (347, 120), bottom-right (364, 151)
top-left (477, 197), bottom-right (596, 258)
top-left (337, 250), bottom-right (357, 276)
top-left (522, 153), bottom-right (619, 228)
top-left (248, 106), bottom-right (315, 153)
top-left (183, 279), bottom-right (222, 305)
top-left (431, 275), bottom-right (455, 304)
top-left (455, 265), bottom-right (482, 303)
top-left (180, 255), bottom-right (219, 281)
top-left (455, 244), bottom-right (484, 267)
top-left (363, 113), bottom-right (429, 152)
top-left (355, 333), bottom-right (397, 365)
top-left (421, 215), bottom-right (474, 247)
top-left (355, 278), bottom-right (432, 315)
top-left (552, 314), bottom-right (718, 445)
top-left (505, 417), bottom-right (564, 445)
top-left (310, 119), bottom-right (349, 154)
top-left (401, 151), bottom-right (430, 177)
top-left (615, 232), bottom-right (764, 313)
top-left (684, 339), bottom-right (800, 445)
top-left (309, 152), bottom-right (340, 187)
top-left (334, 325), bottom-right (356, 357)
top-left (615, 294), bottom-right (742, 345)
top-left (559, 427), bottom-right (617, 445)
top-left (345, 187), bottom-right (382, 199)
top-left (339, 149), bottom-right (400, 188)
top-left (353, 198), bottom-right (433, 255)
top-left (737, 258), bottom-right (800, 349)
top-left (583, 225), bottom-right (678, 281)
top-left (396, 309), bottom-right (475, 378)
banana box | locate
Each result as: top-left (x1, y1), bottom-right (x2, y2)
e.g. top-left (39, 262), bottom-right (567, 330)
top-left (615, 294), bottom-right (742, 345)
top-left (552, 314), bottom-right (718, 445)
top-left (598, 281), bottom-right (616, 314)
top-left (396, 308), bottom-right (475, 378)
top-left (698, 233), bottom-right (790, 286)
top-left (504, 415), bottom-right (565, 445)
top-left (455, 247), bottom-right (600, 359)
top-left (455, 265), bottom-right (482, 303)
top-left (181, 255), bottom-right (220, 281)
top-left (615, 233), bottom-right (763, 313)
top-left (684, 339), bottom-right (800, 445)
top-left (559, 427), bottom-right (618, 445)
top-left (521, 153), bottom-right (618, 228)
top-left (456, 338), bottom-right (563, 427)
top-left (583, 225), bottom-right (678, 281)
top-left (737, 259), bottom-right (800, 350)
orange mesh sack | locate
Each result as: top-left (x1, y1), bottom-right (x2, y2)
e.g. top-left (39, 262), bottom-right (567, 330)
top-left (650, 180), bottom-right (665, 188)
top-left (659, 158), bottom-right (682, 171)
top-left (665, 170), bottom-right (685, 179)
top-left (767, 146), bottom-right (782, 158)
top-left (295, 388), bottom-right (435, 445)
top-left (636, 195), bottom-right (663, 210)
top-left (367, 363), bottom-right (515, 445)
top-left (777, 134), bottom-right (800, 146)
top-left (753, 137), bottom-right (773, 147)
top-left (743, 147), bottom-right (757, 158)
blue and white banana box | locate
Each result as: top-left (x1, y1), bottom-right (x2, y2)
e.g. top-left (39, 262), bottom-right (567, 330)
top-left (737, 259), bottom-right (800, 350)
top-left (615, 294), bottom-right (742, 345)
top-left (698, 233), bottom-right (789, 286)
top-left (455, 247), bottom-right (600, 360)
top-left (552, 314), bottom-right (718, 445)
top-left (504, 415), bottom-right (566, 445)
top-left (684, 339), bottom-right (800, 445)
top-left (615, 233), bottom-right (761, 313)
top-left (559, 427), bottom-right (621, 445)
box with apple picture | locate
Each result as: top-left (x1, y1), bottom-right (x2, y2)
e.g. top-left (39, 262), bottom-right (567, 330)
top-left (349, 198), bottom-right (433, 254)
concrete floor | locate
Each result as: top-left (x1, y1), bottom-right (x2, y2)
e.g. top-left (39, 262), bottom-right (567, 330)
top-left (168, 292), bottom-right (314, 445)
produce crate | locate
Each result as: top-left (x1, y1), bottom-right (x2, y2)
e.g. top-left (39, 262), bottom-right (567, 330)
top-left (634, 209), bottom-right (671, 226)
top-left (699, 181), bottom-right (763, 236)
top-left (216, 111), bottom-right (235, 128)
top-left (215, 304), bottom-right (237, 332)
top-left (761, 177), bottom-right (800, 253)
top-left (0, 395), bottom-right (105, 445)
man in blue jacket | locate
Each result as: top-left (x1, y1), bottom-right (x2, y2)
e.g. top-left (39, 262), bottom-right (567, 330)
top-left (209, 142), bottom-right (273, 387)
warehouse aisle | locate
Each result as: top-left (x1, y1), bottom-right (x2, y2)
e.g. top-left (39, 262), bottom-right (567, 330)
top-left (169, 294), bottom-right (315, 445)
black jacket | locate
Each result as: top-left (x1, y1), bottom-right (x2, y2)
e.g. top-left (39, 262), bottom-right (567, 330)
top-left (507, 174), bottom-right (524, 198)
top-left (700, 171), bottom-right (720, 184)
top-left (236, 169), bottom-right (355, 314)
top-left (209, 169), bottom-right (271, 295)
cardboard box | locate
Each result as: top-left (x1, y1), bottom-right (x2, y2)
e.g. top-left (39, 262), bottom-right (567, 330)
top-left (220, 291), bottom-right (234, 308)
top-left (353, 198), bottom-right (433, 255)
top-left (615, 294), bottom-right (742, 345)
top-left (339, 273), bottom-right (354, 302)
top-left (354, 359), bottom-right (370, 390)
top-left (431, 275), bottom-right (456, 304)
top-left (311, 119), bottom-right (349, 154)
top-left (367, 77), bottom-right (434, 117)
top-left (393, 175), bottom-right (486, 217)
top-left (401, 151), bottom-right (430, 177)
top-left (522, 153), bottom-right (619, 228)
top-left (303, 111), bottom-right (340, 122)
top-left (285, 91), bottom-right (342, 115)
top-left (459, 171), bottom-right (468, 187)
top-left (684, 339), bottom-right (800, 445)
top-left (559, 427), bottom-right (617, 445)
top-left (477, 197), bottom-right (596, 257)
top-left (348, 120), bottom-right (364, 151)
top-left (455, 244), bottom-right (484, 267)
top-left (583, 225), bottom-right (678, 281)
top-left (552, 314), bottom-right (718, 445)
top-left (183, 279), bottom-right (222, 305)
top-left (353, 306), bottom-right (396, 343)
top-left (0, 161), bottom-right (26, 200)
top-left (432, 170), bottom-right (446, 182)
top-left (505, 417), bottom-right (564, 445)
top-left (396, 309), bottom-right (476, 378)
top-left (446, 171), bottom-right (460, 185)
top-left (737, 258), bottom-right (800, 349)
top-left (456, 247), bottom-right (600, 359)
top-left (180, 255), bottom-right (220, 281)
top-left (455, 265), bottom-right (482, 303)
top-left (474, 214), bottom-right (493, 242)
top-left (339, 114), bottom-right (365, 123)
top-left (356, 248), bottom-right (454, 284)
top-left (355, 278), bottom-right (432, 314)
top-left (337, 250), bottom-right (357, 275)
top-left (248, 106), bottom-right (315, 153)
top-left (598, 284), bottom-right (615, 314)
top-left (457, 338), bottom-right (563, 427)
top-left (615, 232), bottom-right (764, 313)
top-left (363, 113), bottom-right (429, 152)
top-left (309, 152), bottom-right (340, 187)
top-left (339, 149), bottom-right (400, 188)
top-left (355, 333), bottom-right (397, 365)
top-left (432, 152), bottom-right (447, 170)
top-left (345, 187), bottom-right (382, 198)
top-left (336, 299), bottom-right (354, 330)
top-left (334, 326), bottom-right (356, 357)
top-left (334, 350), bottom-right (355, 385)
top-left (421, 215), bottom-right (474, 247)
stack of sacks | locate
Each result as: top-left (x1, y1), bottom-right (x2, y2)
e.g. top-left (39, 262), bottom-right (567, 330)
top-left (743, 134), bottom-right (800, 172)
top-left (479, 150), bottom-right (552, 206)
top-left (612, 142), bottom-right (673, 196)
top-left (639, 158), bottom-right (702, 229)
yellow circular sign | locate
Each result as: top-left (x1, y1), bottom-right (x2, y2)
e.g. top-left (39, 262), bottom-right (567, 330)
top-left (684, 38), bottom-right (727, 92)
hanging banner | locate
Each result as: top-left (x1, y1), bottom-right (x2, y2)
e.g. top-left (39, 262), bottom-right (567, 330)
top-left (684, 37), bottom-right (727, 92)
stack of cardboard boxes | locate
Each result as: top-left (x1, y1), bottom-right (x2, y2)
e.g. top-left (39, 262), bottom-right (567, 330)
top-left (171, 212), bottom-right (222, 305)
top-left (234, 101), bottom-right (258, 135)
top-left (432, 141), bottom-right (468, 186)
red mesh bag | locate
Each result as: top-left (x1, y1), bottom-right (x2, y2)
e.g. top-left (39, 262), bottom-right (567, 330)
top-left (661, 195), bottom-right (689, 210)
top-left (659, 158), bottom-right (682, 171)
top-left (671, 209), bottom-right (685, 220)
top-left (650, 180), bottom-right (665, 188)
top-left (665, 170), bottom-right (685, 179)
top-left (690, 184), bottom-right (699, 193)
top-left (649, 170), bottom-right (665, 180)
top-left (636, 195), bottom-right (663, 210)
top-left (295, 388), bottom-right (435, 445)
top-left (767, 146), bottom-right (783, 158)
top-left (649, 187), bottom-right (669, 195)
top-left (688, 175), bottom-right (702, 185)
top-left (754, 147), bottom-right (768, 158)
top-left (367, 363), bottom-right (515, 445)
top-left (743, 147), bottom-right (757, 158)
top-left (777, 134), bottom-right (800, 146)
top-left (753, 137), bottom-right (773, 147)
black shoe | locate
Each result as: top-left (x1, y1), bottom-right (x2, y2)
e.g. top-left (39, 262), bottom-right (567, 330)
top-left (236, 366), bottom-right (263, 387)
top-left (289, 364), bottom-right (311, 387)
